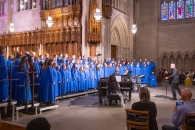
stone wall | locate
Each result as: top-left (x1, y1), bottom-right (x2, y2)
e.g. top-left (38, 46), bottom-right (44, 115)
top-left (136, 0), bottom-right (195, 71)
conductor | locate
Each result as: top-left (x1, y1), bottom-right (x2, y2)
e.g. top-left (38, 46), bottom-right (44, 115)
top-left (165, 63), bottom-right (181, 100)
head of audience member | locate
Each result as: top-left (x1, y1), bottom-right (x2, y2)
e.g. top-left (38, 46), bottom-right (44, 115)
top-left (139, 87), bottom-right (150, 103)
top-left (26, 117), bottom-right (51, 130)
top-left (170, 63), bottom-right (175, 69)
top-left (181, 88), bottom-right (192, 102)
top-left (0, 46), bottom-right (6, 56)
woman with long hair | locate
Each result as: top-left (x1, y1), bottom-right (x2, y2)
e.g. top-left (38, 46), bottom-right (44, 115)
top-left (17, 56), bottom-right (32, 103)
top-left (131, 87), bottom-right (158, 130)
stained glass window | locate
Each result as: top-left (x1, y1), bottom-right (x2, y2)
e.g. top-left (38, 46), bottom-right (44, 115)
top-left (177, 0), bottom-right (184, 19)
top-left (161, 2), bottom-right (169, 21)
top-left (185, 0), bottom-right (193, 18)
top-left (169, 1), bottom-right (176, 20)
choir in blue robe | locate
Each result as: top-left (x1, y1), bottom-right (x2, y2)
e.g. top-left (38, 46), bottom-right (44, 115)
top-left (84, 68), bottom-right (90, 90)
top-left (71, 68), bottom-right (78, 92)
top-left (17, 64), bottom-right (32, 103)
top-left (53, 68), bottom-right (59, 97)
top-left (96, 69), bottom-right (101, 88)
top-left (42, 66), bottom-right (55, 102)
top-left (78, 71), bottom-right (85, 91)
top-left (34, 61), bottom-right (40, 91)
top-left (60, 68), bottom-right (66, 94)
top-left (0, 54), bottom-right (8, 101)
top-left (150, 73), bottom-right (157, 87)
top-left (65, 68), bottom-right (72, 93)
top-left (57, 69), bottom-right (62, 96)
top-left (12, 59), bottom-right (20, 100)
top-left (104, 67), bottom-right (109, 77)
top-left (89, 68), bottom-right (96, 88)
top-left (141, 66), bottom-right (150, 84)
top-left (100, 67), bottom-right (104, 78)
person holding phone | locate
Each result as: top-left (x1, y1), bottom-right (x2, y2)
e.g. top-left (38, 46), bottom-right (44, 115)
top-left (165, 63), bottom-right (181, 100)
top-left (162, 88), bottom-right (195, 130)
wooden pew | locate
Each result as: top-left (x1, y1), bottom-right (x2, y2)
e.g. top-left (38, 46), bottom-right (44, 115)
top-left (0, 116), bottom-right (26, 130)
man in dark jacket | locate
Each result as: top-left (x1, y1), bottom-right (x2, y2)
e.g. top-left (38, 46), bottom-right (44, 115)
top-left (166, 63), bottom-right (181, 100)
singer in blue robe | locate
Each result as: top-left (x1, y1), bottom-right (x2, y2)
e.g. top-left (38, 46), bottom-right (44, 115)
top-left (65, 66), bottom-right (72, 93)
top-left (17, 58), bottom-right (32, 103)
top-left (89, 67), bottom-right (95, 88)
top-left (56, 68), bottom-right (62, 96)
top-left (141, 65), bottom-right (150, 84)
top-left (60, 66), bottom-right (66, 95)
top-left (150, 61), bottom-right (155, 72)
top-left (78, 69), bottom-right (85, 91)
top-left (71, 64), bottom-right (78, 92)
top-left (126, 63), bottom-right (131, 72)
top-left (12, 56), bottom-right (21, 100)
top-left (84, 67), bottom-right (90, 90)
top-left (43, 64), bottom-right (55, 102)
top-left (96, 68), bottom-right (101, 88)
top-left (119, 65), bottom-right (125, 75)
top-left (34, 60), bottom-right (40, 92)
top-left (53, 67), bottom-right (59, 97)
top-left (150, 72), bottom-right (157, 87)
top-left (100, 67), bottom-right (105, 78)
top-left (0, 53), bottom-right (8, 101)
top-left (104, 66), bottom-right (109, 77)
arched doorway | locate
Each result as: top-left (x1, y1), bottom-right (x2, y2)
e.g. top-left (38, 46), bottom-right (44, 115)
top-left (111, 16), bottom-right (129, 61)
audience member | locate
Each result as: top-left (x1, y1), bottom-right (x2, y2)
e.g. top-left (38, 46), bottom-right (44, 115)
top-left (131, 87), bottom-right (158, 130)
top-left (26, 117), bottom-right (51, 130)
top-left (162, 88), bottom-right (195, 130)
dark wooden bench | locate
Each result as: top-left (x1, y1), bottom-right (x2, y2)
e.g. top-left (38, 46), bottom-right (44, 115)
top-left (107, 95), bottom-right (121, 106)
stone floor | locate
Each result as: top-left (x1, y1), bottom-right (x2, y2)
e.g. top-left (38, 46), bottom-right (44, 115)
top-left (10, 83), bottom-right (195, 130)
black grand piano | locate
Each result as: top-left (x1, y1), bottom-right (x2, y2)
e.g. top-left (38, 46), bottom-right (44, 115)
top-left (98, 75), bottom-right (133, 103)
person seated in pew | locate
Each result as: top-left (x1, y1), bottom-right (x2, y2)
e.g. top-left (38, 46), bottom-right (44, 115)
top-left (107, 75), bottom-right (125, 107)
top-left (26, 117), bottom-right (51, 130)
top-left (131, 87), bottom-right (158, 130)
top-left (162, 88), bottom-right (195, 130)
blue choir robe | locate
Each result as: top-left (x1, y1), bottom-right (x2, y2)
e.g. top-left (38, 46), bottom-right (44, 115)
top-left (140, 62), bottom-right (144, 68)
top-left (133, 62), bottom-right (137, 67)
top-left (71, 68), bottom-right (78, 92)
top-left (119, 66), bottom-right (125, 75)
top-left (34, 61), bottom-right (40, 91)
top-left (84, 68), bottom-right (90, 90)
top-left (135, 67), bottom-right (141, 76)
top-left (43, 66), bottom-right (55, 102)
top-left (63, 58), bottom-right (67, 64)
top-left (65, 69), bottom-right (72, 93)
top-left (126, 64), bottom-right (131, 71)
top-left (39, 69), bottom-right (45, 101)
top-left (60, 69), bottom-right (66, 94)
top-left (141, 66), bottom-right (150, 84)
top-left (12, 59), bottom-right (20, 100)
top-left (150, 74), bottom-right (157, 87)
top-left (130, 65), bottom-right (135, 78)
top-left (57, 57), bottom-right (61, 65)
top-left (150, 62), bottom-right (155, 71)
top-left (78, 71), bottom-right (85, 91)
top-left (104, 67), bottom-right (109, 77)
top-left (17, 64), bottom-right (32, 103)
top-left (147, 64), bottom-right (152, 74)
top-left (100, 67), bottom-right (104, 78)
top-left (0, 55), bottom-right (8, 100)
top-left (57, 70), bottom-right (62, 96)
top-left (53, 68), bottom-right (59, 97)
top-left (89, 68), bottom-right (96, 88)
top-left (82, 59), bottom-right (86, 65)
top-left (111, 66), bottom-right (115, 75)
top-left (96, 70), bottom-right (101, 88)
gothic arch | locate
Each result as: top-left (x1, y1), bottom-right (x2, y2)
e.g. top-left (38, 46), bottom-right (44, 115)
top-left (111, 15), bottom-right (129, 47)
top-left (111, 15), bottom-right (129, 59)
top-left (160, 52), bottom-right (169, 59)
